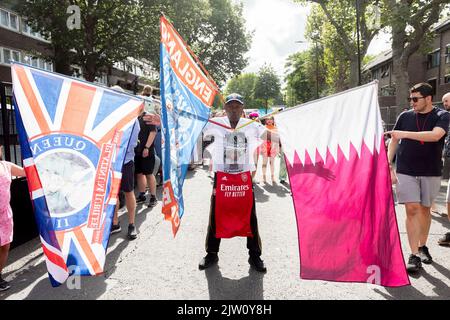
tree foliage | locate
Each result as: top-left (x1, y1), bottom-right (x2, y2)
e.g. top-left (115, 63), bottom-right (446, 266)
top-left (16, 0), bottom-right (251, 84)
top-left (298, 0), bottom-right (383, 88)
top-left (381, 0), bottom-right (449, 107)
top-left (224, 73), bottom-right (262, 110)
top-left (254, 64), bottom-right (282, 113)
top-left (284, 51), bottom-right (318, 106)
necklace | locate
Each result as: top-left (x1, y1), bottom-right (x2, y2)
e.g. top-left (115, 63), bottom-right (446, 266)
top-left (415, 111), bottom-right (432, 145)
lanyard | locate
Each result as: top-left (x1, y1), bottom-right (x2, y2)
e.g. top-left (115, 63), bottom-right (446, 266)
top-left (415, 111), bottom-right (432, 145)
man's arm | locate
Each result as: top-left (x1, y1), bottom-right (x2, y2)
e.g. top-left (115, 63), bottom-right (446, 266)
top-left (143, 114), bottom-right (161, 126)
top-left (142, 130), bottom-right (157, 158)
top-left (387, 137), bottom-right (399, 184)
top-left (386, 127), bottom-right (446, 143)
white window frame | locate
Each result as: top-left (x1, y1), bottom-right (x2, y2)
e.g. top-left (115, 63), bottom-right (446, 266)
top-left (446, 45), bottom-right (450, 64)
top-left (0, 8), bottom-right (19, 32)
top-left (21, 18), bottom-right (50, 42)
top-left (0, 46), bottom-right (21, 65)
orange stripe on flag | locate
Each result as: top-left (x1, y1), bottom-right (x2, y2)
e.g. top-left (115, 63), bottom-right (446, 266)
top-left (97, 109), bottom-right (140, 146)
top-left (14, 65), bottom-right (51, 134)
top-left (61, 82), bottom-right (96, 134)
top-left (55, 230), bottom-right (66, 250)
top-left (73, 228), bottom-right (103, 275)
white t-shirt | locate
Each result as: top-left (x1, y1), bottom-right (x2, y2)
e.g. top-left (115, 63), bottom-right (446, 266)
top-left (203, 117), bottom-right (266, 173)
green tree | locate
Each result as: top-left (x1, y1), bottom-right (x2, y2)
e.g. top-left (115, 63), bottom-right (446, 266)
top-left (382, 0), bottom-right (449, 107)
top-left (224, 73), bottom-right (261, 109)
top-left (254, 64), bottom-right (281, 113)
top-left (17, 0), bottom-right (149, 81)
top-left (16, 0), bottom-right (251, 85)
top-left (284, 51), bottom-right (317, 106)
top-left (298, 0), bottom-right (383, 88)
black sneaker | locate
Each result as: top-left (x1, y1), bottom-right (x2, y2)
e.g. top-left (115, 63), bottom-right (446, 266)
top-left (248, 255), bottom-right (267, 273)
top-left (0, 278), bottom-right (10, 292)
top-left (438, 232), bottom-right (450, 246)
top-left (198, 253), bottom-right (218, 270)
top-left (406, 254), bottom-right (422, 273)
top-left (418, 245), bottom-right (433, 264)
top-left (110, 223), bottom-right (121, 234)
top-left (127, 224), bottom-right (137, 240)
top-left (136, 193), bottom-right (146, 203)
top-left (148, 195), bottom-right (157, 208)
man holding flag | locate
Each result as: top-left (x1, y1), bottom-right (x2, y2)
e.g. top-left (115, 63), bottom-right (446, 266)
top-left (199, 93), bottom-right (267, 273)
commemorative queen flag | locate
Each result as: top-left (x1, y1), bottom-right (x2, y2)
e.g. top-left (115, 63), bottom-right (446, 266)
top-left (274, 81), bottom-right (410, 287)
top-left (12, 63), bottom-right (143, 286)
top-left (159, 15), bottom-right (218, 236)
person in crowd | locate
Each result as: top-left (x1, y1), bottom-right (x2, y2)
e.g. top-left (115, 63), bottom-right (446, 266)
top-left (0, 145), bottom-right (26, 291)
top-left (110, 85), bottom-right (140, 239)
top-left (439, 92), bottom-right (450, 246)
top-left (198, 93), bottom-right (267, 273)
top-left (387, 83), bottom-right (450, 273)
top-left (261, 116), bottom-right (280, 184)
top-left (136, 85), bottom-right (158, 208)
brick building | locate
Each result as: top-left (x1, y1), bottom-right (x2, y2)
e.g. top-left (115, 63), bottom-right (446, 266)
top-left (363, 19), bottom-right (450, 129)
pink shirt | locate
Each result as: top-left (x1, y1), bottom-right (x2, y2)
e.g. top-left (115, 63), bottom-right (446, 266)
top-left (0, 161), bottom-right (12, 221)
top-left (0, 161), bottom-right (13, 246)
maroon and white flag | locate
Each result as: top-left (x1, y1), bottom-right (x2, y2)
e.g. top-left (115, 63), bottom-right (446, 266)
top-left (274, 82), bottom-right (409, 287)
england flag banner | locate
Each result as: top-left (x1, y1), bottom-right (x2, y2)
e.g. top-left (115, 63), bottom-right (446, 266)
top-left (12, 63), bottom-right (143, 286)
top-left (160, 16), bottom-right (217, 236)
top-left (274, 82), bottom-right (410, 287)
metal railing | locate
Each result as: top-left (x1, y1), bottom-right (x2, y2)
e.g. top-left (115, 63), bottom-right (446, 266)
top-left (0, 80), bottom-right (21, 166)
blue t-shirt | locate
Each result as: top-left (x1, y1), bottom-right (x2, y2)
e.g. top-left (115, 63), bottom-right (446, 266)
top-left (394, 107), bottom-right (450, 176)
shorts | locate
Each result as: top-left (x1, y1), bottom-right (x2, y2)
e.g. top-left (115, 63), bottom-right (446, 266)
top-left (0, 211), bottom-right (13, 246)
top-left (134, 152), bottom-right (155, 175)
top-left (395, 173), bottom-right (441, 208)
top-left (120, 161), bottom-right (135, 193)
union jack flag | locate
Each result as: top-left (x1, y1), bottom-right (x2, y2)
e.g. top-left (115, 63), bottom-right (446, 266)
top-left (12, 63), bottom-right (143, 286)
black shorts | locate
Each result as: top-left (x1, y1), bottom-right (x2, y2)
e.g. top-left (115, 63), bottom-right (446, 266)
top-left (134, 152), bottom-right (155, 175)
top-left (120, 160), bottom-right (135, 192)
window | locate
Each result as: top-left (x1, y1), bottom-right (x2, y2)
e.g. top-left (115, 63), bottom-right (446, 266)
top-left (427, 50), bottom-right (440, 69)
top-left (31, 57), bottom-right (38, 67)
top-left (9, 14), bottom-right (18, 29)
top-left (3, 48), bottom-right (11, 63)
top-left (12, 50), bottom-right (20, 63)
top-left (445, 75), bottom-right (450, 84)
top-left (0, 9), bottom-right (19, 31)
top-left (427, 79), bottom-right (437, 96)
top-left (446, 45), bottom-right (450, 64)
top-left (22, 20), bottom-right (49, 41)
top-left (380, 65), bottom-right (390, 78)
top-left (45, 61), bottom-right (53, 71)
top-left (1, 47), bottom-right (20, 64)
top-left (0, 10), bottom-right (9, 27)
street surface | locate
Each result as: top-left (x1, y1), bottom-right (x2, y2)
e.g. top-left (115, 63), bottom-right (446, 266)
top-left (1, 157), bottom-right (450, 300)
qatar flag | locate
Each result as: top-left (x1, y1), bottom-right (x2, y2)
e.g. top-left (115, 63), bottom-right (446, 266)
top-left (274, 82), bottom-right (409, 287)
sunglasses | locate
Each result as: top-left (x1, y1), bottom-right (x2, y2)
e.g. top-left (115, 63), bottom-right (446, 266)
top-left (407, 96), bottom-right (426, 103)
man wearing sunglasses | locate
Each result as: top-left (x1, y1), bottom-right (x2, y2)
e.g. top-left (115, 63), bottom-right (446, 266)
top-left (387, 83), bottom-right (450, 274)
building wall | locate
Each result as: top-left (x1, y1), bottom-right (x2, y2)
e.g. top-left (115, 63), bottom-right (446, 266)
top-left (0, 5), bottom-right (53, 83)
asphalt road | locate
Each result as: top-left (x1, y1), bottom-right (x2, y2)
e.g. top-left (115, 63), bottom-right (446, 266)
top-left (1, 158), bottom-right (450, 300)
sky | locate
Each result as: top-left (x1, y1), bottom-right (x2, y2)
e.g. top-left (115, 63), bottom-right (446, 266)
top-left (238, 0), bottom-right (392, 82)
